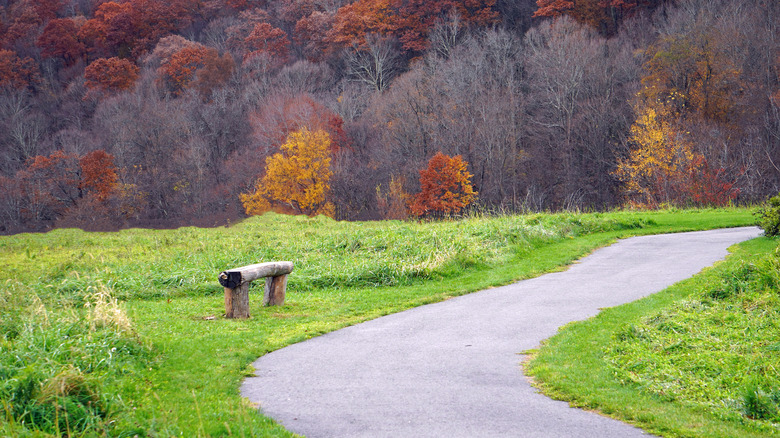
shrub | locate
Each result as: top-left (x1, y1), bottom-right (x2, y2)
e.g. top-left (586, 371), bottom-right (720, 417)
top-left (755, 192), bottom-right (780, 237)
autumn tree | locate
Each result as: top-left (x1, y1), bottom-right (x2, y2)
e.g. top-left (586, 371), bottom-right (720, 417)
top-left (241, 128), bottom-right (335, 217)
top-left (84, 57), bottom-right (139, 92)
top-left (79, 0), bottom-right (197, 60)
top-left (392, 0), bottom-right (499, 53)
top-left (293, 11), bottom-right (335, 61)
top-left (0, 50), bottom-right (40, 89)
top-left (2, 0), bottom-right (50, 49)
top-left (37, 18), bottom-right (85, 66)
top-left (534, 0), bottom-right (663, 36)
top-left (327, 0), bottom-right (499, 54)
top-left (244, 22), bottom-right (291, 61)
top-left (158, 44), bottom-right (226, 96)
top-left (79, 150), bottom-right (118, 202)
top-left (640, 18), bottom-right (743, 125)
top-left (192, 50), bottom-right (235, 98)
top-left (327, 0), bottom-right (396, 50)
top-left (614, 100), bottom-right (737, 207)
top-left (410, 152), bottom-right (477, 217)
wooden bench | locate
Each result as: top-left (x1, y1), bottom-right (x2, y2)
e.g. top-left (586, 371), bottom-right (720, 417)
top-left (218, 261), bottom-right (294, 319)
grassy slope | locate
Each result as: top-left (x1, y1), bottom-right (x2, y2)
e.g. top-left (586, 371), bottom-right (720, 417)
top-left (0, 208), bottom-right (758, 436)
top-left (526, 235), bottom-right (778, 438)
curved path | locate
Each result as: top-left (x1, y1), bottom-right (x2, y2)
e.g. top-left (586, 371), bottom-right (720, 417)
top-left (242, 227), bottom-right (761, 437)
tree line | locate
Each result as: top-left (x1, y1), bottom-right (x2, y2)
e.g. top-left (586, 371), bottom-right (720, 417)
top-left (0, 0), bottom-right (777, 233)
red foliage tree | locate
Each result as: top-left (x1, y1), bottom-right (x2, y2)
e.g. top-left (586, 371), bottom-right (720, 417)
top-left (328, 0), bottom-right (499, 54)
top-left (279, 0), bottom-right (323, 27)
top-left (0, 49), bottom-right (40, 89)
top-left (79, 0), bottom-right (197, 60)
top-left (294, 11), bottom-right (335, 62)
top-left (3, 0), bottom-right (45, 48)
top-left (131, 0), bottom-right (197, 57)
top-left (192, 51), bottom-right (235, 97)
top-left (84, 57), bottom-right (139, 92)
top-left (158, 44), bottom-right (231, 96)
top-left (79, 150), bottom-right (119, 202)
top-left (37, 18), bottom-right (86, 66)
top-left (392, 0), bottom-right (499, 53)
top-left (534, 0), bottom-right (660, 36)
top-left (685, 155), bottom-right (739, 207)
top-left (244, 22), bottom-right (291, 61)
top-left (31, 0), bottom-right (63, 21)
top-left (79, 1), bottom-right (132, 58)
top-left (327, 0), bottom-right (396, 50)
top-left (410, 152), bottom-right (477, 217)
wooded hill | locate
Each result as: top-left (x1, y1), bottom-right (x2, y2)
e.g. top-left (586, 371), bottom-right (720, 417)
top-left (0, 0), bottom-right (778, 233)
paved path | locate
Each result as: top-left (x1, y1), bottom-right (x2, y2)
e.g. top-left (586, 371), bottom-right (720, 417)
top-left (241, 227), bottom-right (761, 437)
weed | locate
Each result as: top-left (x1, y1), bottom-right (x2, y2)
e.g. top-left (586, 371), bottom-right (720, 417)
top-left (742, 383), bottom-right (780, 421)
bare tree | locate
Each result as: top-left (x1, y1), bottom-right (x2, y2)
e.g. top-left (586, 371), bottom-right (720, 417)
top-left (344, 33), bottom-right (403, 92)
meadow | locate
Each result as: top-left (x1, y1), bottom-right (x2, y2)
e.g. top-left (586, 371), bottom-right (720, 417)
top-left (0, 208), bottom-right (768, 436)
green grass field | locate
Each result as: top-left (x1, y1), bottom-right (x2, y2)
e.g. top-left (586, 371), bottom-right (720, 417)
top-left (0, 208), bottom-right (768, 437)
top-left (527, 234), bottom-right (780, 438)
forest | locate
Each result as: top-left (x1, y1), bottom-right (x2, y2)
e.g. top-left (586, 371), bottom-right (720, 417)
top-left (0, 0), bottom-right (778, 233)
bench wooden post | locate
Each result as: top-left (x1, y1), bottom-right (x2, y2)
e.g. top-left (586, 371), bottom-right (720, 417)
top-left (218, 261), bottom-right (293, 319)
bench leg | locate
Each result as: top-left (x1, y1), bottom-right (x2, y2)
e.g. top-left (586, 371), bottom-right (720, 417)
top-left (263, 274), bottom-right (288, 306)
top-left (225, 283), bottom-right (251, 318)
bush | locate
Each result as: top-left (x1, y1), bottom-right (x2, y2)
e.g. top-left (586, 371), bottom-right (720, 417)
top-left (755, 192), bottom-right (780, 237)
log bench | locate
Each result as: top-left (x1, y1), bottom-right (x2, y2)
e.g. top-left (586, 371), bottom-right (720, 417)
top-left (218, 261), bottom-right (293, 319)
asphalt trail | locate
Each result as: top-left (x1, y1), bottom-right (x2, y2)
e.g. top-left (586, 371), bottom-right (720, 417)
top-left (241, 227), bottom-right (761, 437)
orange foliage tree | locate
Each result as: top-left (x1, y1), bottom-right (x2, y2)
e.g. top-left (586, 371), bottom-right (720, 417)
top-left (327, 0), bottom-right (396, 50)
top-left (0, 49), bottom-right (40, 89)
top-left (244, 22), bottom-right (291, 61)
top-left (79, 150), bottom-right (119, 202)
top-left (158, 45), bottom-right (220, 96)
top-left (328, 0), bottom-right (498, 54)
top-left (84, 57), bottom-right (140, 92)
top-left (293, 11), bottom-right (335, 61)
top-left (2, 0), bottom-right (49, 48)
top-left (241, 128), bottom-right (335, 217)
top-left (614, 101), bottom-right (738, 208)
top-left (410, 152), bottom-right (477, 217)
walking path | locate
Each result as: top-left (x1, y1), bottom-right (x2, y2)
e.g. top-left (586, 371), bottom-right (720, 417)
top-left (241, 227), bottom-right (761, 437)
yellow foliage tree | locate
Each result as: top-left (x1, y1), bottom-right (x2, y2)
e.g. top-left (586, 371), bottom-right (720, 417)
top-left (614, 100), bottom-right (696, 208)
top-left (241, 128), bottom-right (335, 217)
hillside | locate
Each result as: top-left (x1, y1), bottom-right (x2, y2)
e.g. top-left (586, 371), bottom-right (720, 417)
top-left (1, 0), bottom-right (778, 233)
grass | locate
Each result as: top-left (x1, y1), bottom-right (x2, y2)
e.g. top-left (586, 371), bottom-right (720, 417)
top-left (526, 235), bottom-right (779, 438)
top-left (0, 208), bottom-right (759, 436)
